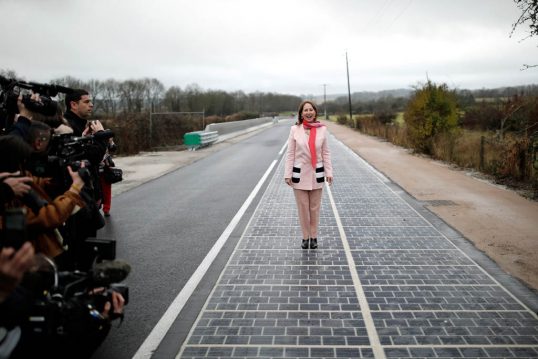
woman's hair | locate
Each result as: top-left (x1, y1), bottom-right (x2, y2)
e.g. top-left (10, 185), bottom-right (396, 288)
top-left (0, 135), bottom-right (33, 172)
top-left (297, 100), bottom-right (318, 124)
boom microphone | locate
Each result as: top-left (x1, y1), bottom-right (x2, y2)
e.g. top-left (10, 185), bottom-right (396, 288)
top-left (91, 259), bottom-right (131, 286)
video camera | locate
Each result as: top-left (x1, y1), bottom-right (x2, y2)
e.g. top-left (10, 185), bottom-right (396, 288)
top-left (25, 252), bottom-right (130, 331)
top-left (1, 204), bottom-right (130, 358)
top-left (0, 75), bottom-right (73, 119)
top-left (30, 129), bottom-right (115, 189)
top-left (18, 249), bottom-right (130, 358)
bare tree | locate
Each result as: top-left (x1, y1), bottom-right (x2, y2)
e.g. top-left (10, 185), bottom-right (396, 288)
top-left (184, 83), bottom-right (203, 112)
top-left (144, 78), bottom-right (164, 112)
top-left (118, 79), bottom-right (146, 113)
top-left (231, 91), bottom-right (247, 113)
top-left (51, 76), bottom-right (86, 89)
top-left (163, 86), bottom-right (183, 112)
top-left (0, 69), bottom-right (19, 79)
top-left (85, 79), bottom-right (103, 114)
top-left (101, 78), bottom-right (120, 117)
top-left (511, 0), bottom-right (538, 69)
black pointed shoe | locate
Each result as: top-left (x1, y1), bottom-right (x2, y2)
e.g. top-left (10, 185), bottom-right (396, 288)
top-left (310, 238), bottom-right (318, 249)
top-left (301, 239), bottom-right (309, 249)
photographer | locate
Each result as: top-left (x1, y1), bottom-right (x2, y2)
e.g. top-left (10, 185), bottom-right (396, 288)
top-left (1, 168), bottom-right (36, 358)
top-left (1, 77), bottom-right (127, 358)
top-left (64, 90), bottom-right (107, 164)
top-left (0, 172), bottom-right (34, 317)
top-left (10, 91), bottom-right (107, 255)
top-left (0, 136), bottom-right (126, 359)
top-left (63, 90), bottom-right (109, 224)
top-left (6, 93), bottom-right (41, 142)
top-left (0, 135), bottom-right (85, 259)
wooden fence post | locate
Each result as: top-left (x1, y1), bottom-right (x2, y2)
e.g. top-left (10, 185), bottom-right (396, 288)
top-left (479, 136), bottom-right (485, 171)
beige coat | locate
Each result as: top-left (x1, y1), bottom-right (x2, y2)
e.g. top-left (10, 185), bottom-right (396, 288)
top-left (284, 124), bottom-right (333, 190)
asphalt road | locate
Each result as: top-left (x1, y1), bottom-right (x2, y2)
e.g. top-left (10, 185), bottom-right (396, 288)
top-left (91, 122), bottom-right (291, 359)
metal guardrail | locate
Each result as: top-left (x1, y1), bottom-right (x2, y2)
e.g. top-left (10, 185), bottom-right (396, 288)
top-left (183, 130), bottom-right (219, 151)
top-left (204, 117), bottom-right (274, 135)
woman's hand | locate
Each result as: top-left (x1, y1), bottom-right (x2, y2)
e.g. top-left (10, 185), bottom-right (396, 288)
top-left (326, 176), bottom-right (333, 186)
top-left (1, 172), bottom-right (32, 197)
top-left (67, 163), bottom-right (85, 193)
top-left (284, 178), bottom-right (292, 186)
top-left (102, 291), bottom-right (126, 319)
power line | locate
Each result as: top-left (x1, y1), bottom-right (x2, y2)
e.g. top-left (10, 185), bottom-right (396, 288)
top-left (362, 0), bottom-right (392, 32)
top-left (387, 0), bottom-right (413, 29)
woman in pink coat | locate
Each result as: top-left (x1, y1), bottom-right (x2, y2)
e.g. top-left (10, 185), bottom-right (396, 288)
top-left (284, 100), bottom-right (333, 249)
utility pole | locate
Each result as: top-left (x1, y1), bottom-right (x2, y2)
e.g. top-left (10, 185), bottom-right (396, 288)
top-left (345, 51), bottom-right (354, 127)
top-left (322, 84), bottom-right (328, 121)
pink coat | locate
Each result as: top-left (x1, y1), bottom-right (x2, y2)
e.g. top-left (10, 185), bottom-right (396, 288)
top-left (284, 124), bottom-right (333, 190)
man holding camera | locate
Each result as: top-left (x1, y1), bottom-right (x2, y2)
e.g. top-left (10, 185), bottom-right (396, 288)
top-left (63, 90), bottom-right (97, 135)
top-left (64, 90), bottom-right (107, 164)
top-left (7, 93), bottom-right (42, 142)
top-left (63, 90), bottom-right (110, 230)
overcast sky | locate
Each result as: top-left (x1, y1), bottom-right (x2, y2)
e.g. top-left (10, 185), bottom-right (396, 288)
top-left (1, 0), bottom-right (537, 96)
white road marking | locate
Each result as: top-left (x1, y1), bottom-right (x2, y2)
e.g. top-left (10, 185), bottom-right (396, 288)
top-left (326, 184), bottom-right (387, 359)
top-left (278, 140), bottom-right (287, 156)
top-left (132, 159), bottom-right (279, 359)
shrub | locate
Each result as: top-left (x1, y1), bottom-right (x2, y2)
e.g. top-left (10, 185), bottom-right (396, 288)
top-left (204, 115), bottom-right (224, 125)
top-left (404, 80), bottom-right (459, 154)
top-left (431, 129), bottom-right (462, 163)
top-left (101, 112), bottom-right (151, 155)
top-left (336, 114), bottom-right (349, 126)
top-left (225, 111), bottom-right (259, 122)
top-left (461, 102), bottom-right (503, 130)
top-left (373, 110), bottom-right (396, 124)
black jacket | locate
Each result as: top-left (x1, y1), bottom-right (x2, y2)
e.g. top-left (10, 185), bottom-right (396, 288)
top-left (7, 116), bottom-right (32, 142)
top-left (62, 111), bottom-right (106, 208)
top-left (63, 110), bottom-right (86, 137)
top-left (63, 111), bottom-right (107, 167)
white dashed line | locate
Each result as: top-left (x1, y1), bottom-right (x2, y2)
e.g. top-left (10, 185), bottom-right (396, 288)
top-left (326, 184), bottom-right (386, 359)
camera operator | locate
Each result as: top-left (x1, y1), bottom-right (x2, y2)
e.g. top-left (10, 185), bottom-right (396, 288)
top-left (10, 91), bottom-right (106, 253)
top-left (6, 93), bottom-right (42, 142)
top-left (0, 135), bottom-right (85, 259)
top-left (1, 79), bottom-right (127, 357)
top-left (0, 173), bottom-right (34, 316)
top-left (27, 121), bottom-right (51, 154)
top-left (0, 136), bottom-right (125, 358)
top-left (63, 90), bottom-right (108, 222)
top-left (0, 168), bottom-right (35, 358)
top-left (64, 89), bottom-right (107, 162)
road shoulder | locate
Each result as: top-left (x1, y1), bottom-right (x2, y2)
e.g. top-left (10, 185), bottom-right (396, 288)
top-left (324, 120), bottom-right (538, 291)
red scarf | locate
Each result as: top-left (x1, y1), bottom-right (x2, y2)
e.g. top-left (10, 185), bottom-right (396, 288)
top-left (302, 121), bottom-right (325, 169)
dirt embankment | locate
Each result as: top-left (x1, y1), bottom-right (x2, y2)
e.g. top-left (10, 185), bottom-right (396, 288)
top-left (325, 121), bottom-right (538, 291)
